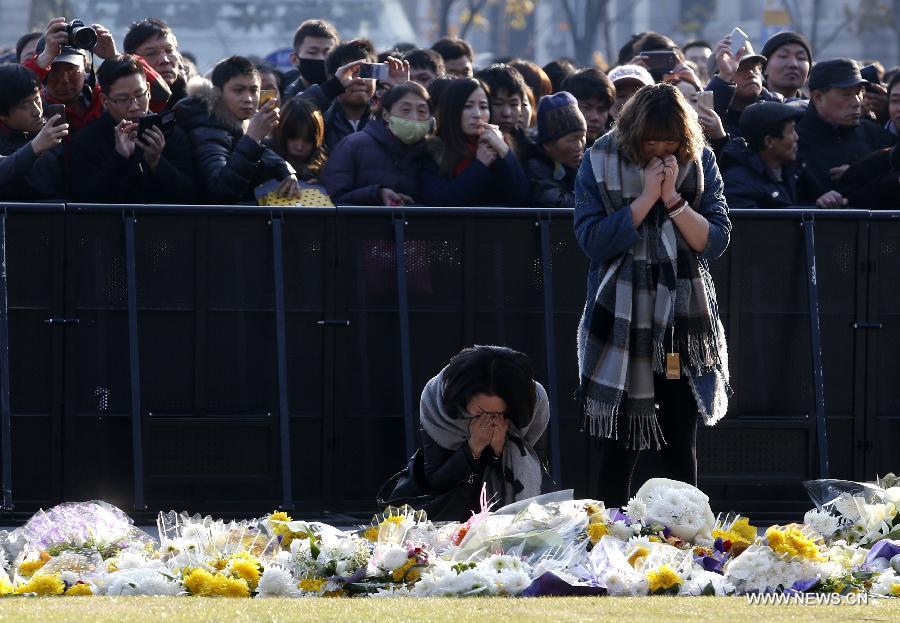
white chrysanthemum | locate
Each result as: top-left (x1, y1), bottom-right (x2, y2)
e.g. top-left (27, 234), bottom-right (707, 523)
top-left (633, 478), bottom-right (716, 542)
top-left (610, 520), bottom-right (638, 541)
top-left (724, 545), bottom-right (824, 594)
top-left (623, 497), bottom-right (648, 523)
top-left (375, 543), bottom-right (409, 572)
top-left (682, 568), bottom-right (735, 596)
top-left (494, 569), bottom-right (532, 595)
top-left (603, 570), bottom-right (648, 596)
top-left (833, 494), bottom-right (863, 521)
top-left (870, 568), bottom-right (899, 596)
top-left (481, 555), bottom-right (526, 574)
top-left (115, 550), bottom-right (156, 570)
top-left (256, 565), bottom-right (300, 598)
top-left (105, 568), bottom-right (181, 596)
top-left (860, 503), bottom-right (897, 532)
top-left (452, 568), bottom-right (497, 595)
top-left (804, 509), bottom-right (841, 539)
top-left (823, 543), bottom-right (866, 570)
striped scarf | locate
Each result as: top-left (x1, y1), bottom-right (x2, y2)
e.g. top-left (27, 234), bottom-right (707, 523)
top-left (577, 133), bottom-right (727, 450)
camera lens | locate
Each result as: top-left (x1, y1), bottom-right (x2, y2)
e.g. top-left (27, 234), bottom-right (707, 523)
top-left (68, 20), bottom-right (97, 50)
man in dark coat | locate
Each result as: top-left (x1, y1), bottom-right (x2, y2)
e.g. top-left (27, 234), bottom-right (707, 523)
top-left (282, 19), bottom-right (339, 98)
top-left (720, 102), bottom-right (803, 209)
top-left (70, 55), bottom-right (195, 203)
top-left (175, 56), bottom-right (299, 204)
top-left (796, 59), bottom-right (895, 206)
top-left (0, 63), bottom-right (68, 200)
top-left (526, 91), bottom-right (587, 209)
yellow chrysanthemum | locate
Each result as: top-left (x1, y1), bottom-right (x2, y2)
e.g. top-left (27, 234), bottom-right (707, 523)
top-left (765, 525), bottom-right (821, 561)
top-left (65, 583), bottom-right (93, 596)
top-left (183, 568), bottom-right (214, 596)
top-left (323, 588), bottom-right (348, 598)
top-left (229, 558), bottom-right (261, 590)
top-left (209, 557), bottom-right (228, 571)
top-left (646, 565), bottom-right (683, 593)
top-left (298, 578), bottom-right (326, 593)
top-left (269, 511), bottom-right (292, 523)
top-left (392, 558), bottom-right (417, 582)
top-left (219, 576), bottom-right (251, 598)
top-left (107, 561), bottom-right (118, 573)
top-left (627, 545), bottom-right (650, 568)
top-left (363, 527), bottom-right (379, 542)
top-left (586, 522), bottom-right (609, 544)
top-left (0, 576), bottom-right (14, 596)
top-left (18, 558), bottom-right (48, 578)
top-left (712, 517), bottom-right (757, 553)
top-left (15, 573), bottom-right (66, 596)
top-left (584, 503), bottom-right (603, 517)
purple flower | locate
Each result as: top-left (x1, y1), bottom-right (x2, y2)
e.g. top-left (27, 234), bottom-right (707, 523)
top-left (784, 578), bottom-right (820, 594)
top-left (866, 540), bottom-right (900, 565)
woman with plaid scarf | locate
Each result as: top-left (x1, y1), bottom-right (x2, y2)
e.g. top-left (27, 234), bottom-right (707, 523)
top-left (573, 83), bottom-right (732, 507)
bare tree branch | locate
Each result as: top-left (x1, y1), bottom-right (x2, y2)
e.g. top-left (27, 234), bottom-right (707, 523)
top-left (460, 0), bottom-right (489, 39)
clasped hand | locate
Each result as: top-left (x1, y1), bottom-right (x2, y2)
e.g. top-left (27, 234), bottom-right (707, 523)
top-left (641, 155), bottom-right (679, 203)
top-left (467, 413), bottom-right (508, 459)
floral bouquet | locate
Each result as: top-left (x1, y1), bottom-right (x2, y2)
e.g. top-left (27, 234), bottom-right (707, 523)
top-left (14, 501), bottom-right (154, 561)
top-left (803, 475), bottom-right (900, 546)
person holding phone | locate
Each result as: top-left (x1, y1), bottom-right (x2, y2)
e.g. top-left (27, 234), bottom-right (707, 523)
top-left (0, 63), bottom-right (67, 199)
top-left (418, 345), bottom-right (549, 521)
top-left (574, 83), bottom-right (731, 506)
top-left (320, 82), bottom-right (432, 205)
top-left (70, 54), bottom-right (194, 203)
top-left (420, 77), bottom-right (530, 206)
top-left (175, 55), bottom-right (300, 204)
top-left (705, 32), bottom-right (782, 142)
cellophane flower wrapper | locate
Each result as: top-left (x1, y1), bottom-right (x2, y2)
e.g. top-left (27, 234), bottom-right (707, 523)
top-left (803, 478), bottom-right (900, 547)
top-left (15, 501), bottom-right (155, 560)
top-left (450, 491), bottom-right (590, 563)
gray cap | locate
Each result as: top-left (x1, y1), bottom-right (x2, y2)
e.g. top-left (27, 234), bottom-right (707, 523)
top-left (51, 46), bottom-right (86, 67)
top-left (808, 58), bottom-right (865, 91)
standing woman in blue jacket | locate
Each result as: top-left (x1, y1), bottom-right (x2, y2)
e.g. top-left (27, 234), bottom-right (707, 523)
top-left (574, 83), bottom-right (731, 507)
top-left (421, 78), bottom-right (530, 207)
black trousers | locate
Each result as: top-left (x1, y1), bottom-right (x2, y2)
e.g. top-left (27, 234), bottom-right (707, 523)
top-left (591, 374), bottom-right (700, 508)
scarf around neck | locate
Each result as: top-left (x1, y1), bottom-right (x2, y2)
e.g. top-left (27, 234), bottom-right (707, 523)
top-left (419, 366), bottom-right (549, 505)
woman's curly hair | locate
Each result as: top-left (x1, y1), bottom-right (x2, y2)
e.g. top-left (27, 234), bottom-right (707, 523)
top-left (613, 82), bottom-right (705, 165)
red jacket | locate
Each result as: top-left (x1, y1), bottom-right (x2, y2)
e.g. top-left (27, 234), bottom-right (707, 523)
top-left (23, 54), bottom-right (171, 131)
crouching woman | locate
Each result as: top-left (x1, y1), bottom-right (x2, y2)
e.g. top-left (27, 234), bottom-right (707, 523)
top-left (419, 345), bottom-right (549, 521)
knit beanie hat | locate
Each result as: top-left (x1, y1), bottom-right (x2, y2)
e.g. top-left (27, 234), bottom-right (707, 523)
top-left (537, 91), bottom-right (587, 144)
top-left (760, 31), bottom-right (813, 68)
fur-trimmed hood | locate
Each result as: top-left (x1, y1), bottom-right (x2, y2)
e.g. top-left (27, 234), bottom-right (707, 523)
top-left (174, 76), bottom-right (248, 136)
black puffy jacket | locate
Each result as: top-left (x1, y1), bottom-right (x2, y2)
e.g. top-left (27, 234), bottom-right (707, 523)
top-left (175, 78), bottom-right (294, 204)
top-left (719, 138), bottom-right (800, 209)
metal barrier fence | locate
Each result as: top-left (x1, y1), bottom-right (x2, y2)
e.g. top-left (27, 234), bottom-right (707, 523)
top-left (0, 204), bottom-right (897, 523)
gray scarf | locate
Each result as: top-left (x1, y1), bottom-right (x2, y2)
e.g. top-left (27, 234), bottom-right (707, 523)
top-left (419, 367), bottom-right (549, 505)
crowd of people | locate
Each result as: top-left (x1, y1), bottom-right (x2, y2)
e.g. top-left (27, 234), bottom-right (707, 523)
top-left (1, 16), bottom-right (899, 209)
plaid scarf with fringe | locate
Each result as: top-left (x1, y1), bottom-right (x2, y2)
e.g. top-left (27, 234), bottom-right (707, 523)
top-left (577, 134), bottom-right (726, 450)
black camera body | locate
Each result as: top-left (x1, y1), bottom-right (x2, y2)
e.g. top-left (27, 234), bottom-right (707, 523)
top-left (66, 20), bottom-right (97, 51)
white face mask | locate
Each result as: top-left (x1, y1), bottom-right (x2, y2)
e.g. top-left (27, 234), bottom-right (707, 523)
top-left (388, 115), bottom-right (431, 144)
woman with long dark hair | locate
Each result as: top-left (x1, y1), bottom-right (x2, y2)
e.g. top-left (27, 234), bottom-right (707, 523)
top-left (574, 83), bottom-right (731, 507)
top-left (421, 77), bottom-right (530, 206)
top-left (272, 98), bottom-right (328, 182)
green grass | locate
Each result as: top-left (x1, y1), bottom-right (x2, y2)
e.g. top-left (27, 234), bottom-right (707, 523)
top-left (0, 596), bottom-right (897, 623)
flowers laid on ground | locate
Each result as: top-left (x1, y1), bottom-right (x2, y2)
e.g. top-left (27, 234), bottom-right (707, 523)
top-left (1, 475), bottom-right (900, 599)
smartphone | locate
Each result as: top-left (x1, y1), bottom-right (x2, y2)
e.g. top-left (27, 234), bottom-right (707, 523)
top-left (357, 62), bottom-right (390, 80)
top-left (259, 89), bottom-right (277, 107)
top-left (729, 27), bottom-right (750, 56)
top-left (44, 103), bottom-right (66, 127)
top-left (642, 51), bottom-right (678, 74)
top-left (860, 64), bottom-right (879, 84)
top-left (158, 110), bottom-right (175, 138)
top-left (696, 90), bottom-right (714, 110)
top-left (137, 113), bottom-right (162, 141)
